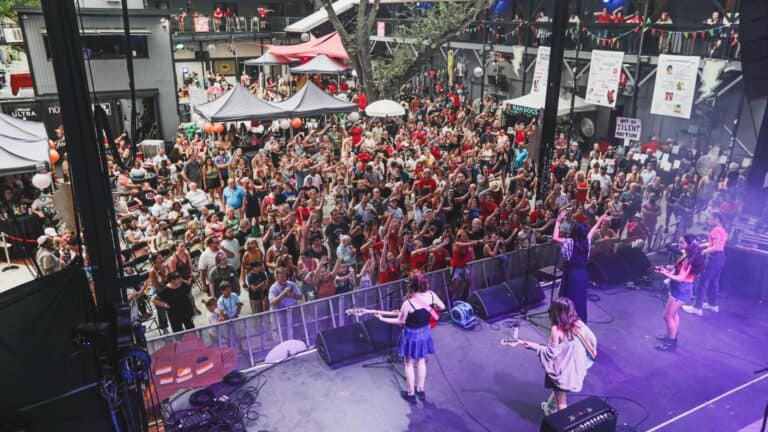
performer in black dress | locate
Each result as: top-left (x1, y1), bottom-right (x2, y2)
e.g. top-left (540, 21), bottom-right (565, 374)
top-left (552, 211), bottom-right (609, 322)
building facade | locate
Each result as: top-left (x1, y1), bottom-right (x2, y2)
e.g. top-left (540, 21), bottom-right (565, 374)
top-left (16, 7), bottom-right (179, 140)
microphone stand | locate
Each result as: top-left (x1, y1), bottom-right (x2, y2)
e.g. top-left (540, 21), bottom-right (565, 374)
top-left (362, 283), bottom-right (404, 377)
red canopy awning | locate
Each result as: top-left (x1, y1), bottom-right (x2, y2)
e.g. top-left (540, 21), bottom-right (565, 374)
top-left (265, 32), bottom-right (349, 61)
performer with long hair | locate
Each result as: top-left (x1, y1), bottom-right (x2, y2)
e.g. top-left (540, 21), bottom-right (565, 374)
top-left (502, 297), bottom-right (597, 414)
top-left (375, 271), bottom-right (446, 403)
top-left (655, 234), bottom-right (704, 351)
top-left (552, 210), bottom-right (609, 322)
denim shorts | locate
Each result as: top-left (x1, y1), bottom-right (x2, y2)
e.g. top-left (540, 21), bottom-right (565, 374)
top-left (671, 281), bottom-right (693, 303)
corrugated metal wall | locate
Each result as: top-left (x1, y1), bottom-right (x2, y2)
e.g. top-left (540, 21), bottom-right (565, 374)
top-left (21, 12), bottom-right (180, 139)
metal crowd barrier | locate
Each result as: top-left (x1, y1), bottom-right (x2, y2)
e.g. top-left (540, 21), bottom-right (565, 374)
top-left (146, 243), bottom-right (559, 369)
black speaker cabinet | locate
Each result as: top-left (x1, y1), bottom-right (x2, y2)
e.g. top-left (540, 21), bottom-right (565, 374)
top-left (316, 322), bottom-right (372, 366)
top-left (588, 247), bottom-right (650, 286)
top-left (468, 284), bottom-right (520, 321)
top-left (508, 275), bottom-right (544, 308)
top-left (540, 396), bottom-right (618, 432)
top-left (362, 317), bottom-right (400, 351)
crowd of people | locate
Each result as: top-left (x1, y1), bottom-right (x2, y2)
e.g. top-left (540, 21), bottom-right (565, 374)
top-left (100, 70), bottom-right (753, 335)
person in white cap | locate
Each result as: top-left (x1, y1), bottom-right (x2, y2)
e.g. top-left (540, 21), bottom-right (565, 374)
top-left (36, 235), bottom-right (63, 276)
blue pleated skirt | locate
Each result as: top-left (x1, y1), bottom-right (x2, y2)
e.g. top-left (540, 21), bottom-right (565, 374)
top-left (399, 325), bottom-right (435, 359)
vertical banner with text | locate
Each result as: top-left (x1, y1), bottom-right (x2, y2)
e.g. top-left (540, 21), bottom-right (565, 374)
top-left (585, 50), bottom-right (625, 108)
top-left (650, 54), bottom-right (700, 119)
top-left (530, 46), bottom-right (550, 105)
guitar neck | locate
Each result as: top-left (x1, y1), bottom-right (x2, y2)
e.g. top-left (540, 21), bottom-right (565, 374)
top-left (351, 308), bottom-right (400, 317)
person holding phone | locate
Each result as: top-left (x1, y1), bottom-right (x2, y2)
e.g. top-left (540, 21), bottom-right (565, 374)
top-left (655, 234), bottom-right (704, 351)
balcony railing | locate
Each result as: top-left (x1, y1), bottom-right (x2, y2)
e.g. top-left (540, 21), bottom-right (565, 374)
top-left (170, 15), bottom-right (302, 35)
top-left (376, 19), bottom-right (741, 59)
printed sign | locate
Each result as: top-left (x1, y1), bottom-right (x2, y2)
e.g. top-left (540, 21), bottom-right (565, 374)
top-left (530, 46), bottom-right (550, 104)
top-left (614, 117), bottom-right (641, 141)
top-left (194, 17), bottom-right (210, 32)
top-left (585, 50), bottom-right (624, 108)
top-left (377, 21), bottom-right (386, 37)
top-left (651, 54), bottom-right (700, 119)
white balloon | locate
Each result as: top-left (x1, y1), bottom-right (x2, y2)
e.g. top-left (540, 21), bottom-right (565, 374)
top-left (300, 32), bottom-right (310, 42)
top-left (32, 173), bottom-right (52, 190)
top-left (196, 118), bottom-right (207, 129)
top-left (348, 111), bottom-right (360, 122)
top-left (473, 66), bottom-right (484, 78)
top-left (279, 118), bottom-right (291, 130)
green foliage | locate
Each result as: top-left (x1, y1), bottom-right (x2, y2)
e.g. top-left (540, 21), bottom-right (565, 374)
top-left (371, 1), bottom-right (488, 97)
top-left (0, 0), bottom-right (40, 21)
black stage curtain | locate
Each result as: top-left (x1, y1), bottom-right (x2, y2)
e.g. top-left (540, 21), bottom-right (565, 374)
top-left (0, 266), bottom-right (113, 431)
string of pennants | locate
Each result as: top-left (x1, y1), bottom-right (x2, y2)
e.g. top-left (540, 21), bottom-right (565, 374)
top-left (460, 20), bottom-right (737, 48)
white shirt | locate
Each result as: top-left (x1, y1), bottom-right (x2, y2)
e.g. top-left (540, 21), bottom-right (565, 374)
top-left (186, 189), bottom-right (210, 210)
top-left (150, 201), bottom-right (170, 219)
top-left (220, 238), bottom-right (241, 268)
top-left (198, 247), bottom-right (219, 273)
top-left (152, 154), bottom-right (168, 167)
top-left (592, 173), bottom-right (612, 195)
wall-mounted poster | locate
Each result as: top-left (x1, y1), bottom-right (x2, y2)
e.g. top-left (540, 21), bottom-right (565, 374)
top-left (650, 54), bottom-right (700, 119)
top-left (530, 46), bottom-right (550, 104)
top-left (585, 50), bottom-right (624, 108)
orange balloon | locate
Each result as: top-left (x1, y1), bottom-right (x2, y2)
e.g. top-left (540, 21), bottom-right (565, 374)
top-left (291, 118), bottom-right (303, 129)
top-left (204, 122), bottom-right (214, 134)
top-left (213, 123), bottom-right (225, 133)
top-left (49, 149), bottom-right (60, 164)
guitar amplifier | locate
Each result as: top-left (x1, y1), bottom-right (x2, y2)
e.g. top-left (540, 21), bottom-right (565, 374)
top-left (540, 396), bottom-right (618, 432)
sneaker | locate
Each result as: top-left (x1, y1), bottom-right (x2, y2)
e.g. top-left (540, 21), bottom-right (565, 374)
top-left (415, 390), bottom-right (426, 401)
top-left (400, 390), bottom-right (416, 404)
top-left (541, 399), bottom-right (557, 415)
top-left (702, 303), bottom-right (719, 313)
top-left (681, 305), bottom-right (703, 316)
top-left (655, 334), bottom-right (671, 342)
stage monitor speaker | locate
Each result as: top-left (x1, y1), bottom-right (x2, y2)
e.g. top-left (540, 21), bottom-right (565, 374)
top-left (588, 247), bottom-right (650, 286)
top-left (540, 396), bottom-right (618, 432)
top-left (508, 275), bottom-right (544, 308)
top-left (467, 284), bottom-right (520, 322)
top-left (740, 0), bottom-right (768, 98)
top-left (316, 323), bottom-right (372, 366)
top-left (362, 317), bottom-right (400, 352)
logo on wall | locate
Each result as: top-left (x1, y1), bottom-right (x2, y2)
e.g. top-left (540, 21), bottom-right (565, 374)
top-left (9, 106), bottom-right (38, 121)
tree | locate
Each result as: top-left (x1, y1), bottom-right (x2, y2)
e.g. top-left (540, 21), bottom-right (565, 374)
top-left (318, 0), bottom-right (491, 100)
top-left (0, 0), bottom-right (40, 21)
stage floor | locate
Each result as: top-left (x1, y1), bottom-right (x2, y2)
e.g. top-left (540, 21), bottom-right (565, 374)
top-left (170, 270), bottom-right (768, 432)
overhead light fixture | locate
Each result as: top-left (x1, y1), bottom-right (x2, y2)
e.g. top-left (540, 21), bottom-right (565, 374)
top-left (175, 42), bottom-right (185, 51)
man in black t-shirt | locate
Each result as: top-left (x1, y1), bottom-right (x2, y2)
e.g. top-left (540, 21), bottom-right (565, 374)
top-left (325, 210), bottom-right (349, 261)
top-left (246, 261), bottom-right (269, 314)
top-left (553, 156), bottom-right (569, 183)
top-left (152, 272), bottom-right (194, 333)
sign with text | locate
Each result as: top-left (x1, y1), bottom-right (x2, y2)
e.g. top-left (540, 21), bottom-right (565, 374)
top-left (530, 46), bottom-right (550, 105)
top-left (585, 50), bottom-right (624, 108)
top-left (194, 17), bottom-right (210, 32)
top-left (651, 54), bottom-right (700, 119)
top-left (614, 117), bottom-right (641, 141)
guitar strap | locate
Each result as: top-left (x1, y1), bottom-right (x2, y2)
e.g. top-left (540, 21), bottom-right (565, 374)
top-left (574, 326), bottom-right (597, 360)
top-left (409, 294), bottom-right (439, 321)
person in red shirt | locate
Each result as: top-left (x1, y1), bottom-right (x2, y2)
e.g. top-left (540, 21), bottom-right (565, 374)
top-left (412, 125), bottom-right (427, 147)
top-left (479, 192), bottom-right (499, 218)
top-left (450, 230), bottom-right (481, 300)
top-left (349, 123), bottom-right (364, 146)
top-left (415, 169), bottom-right (437, 195)
top-left (378, 240), bottom-right (400, 283)
top-left (641, 136), bottom-right (660, 154)
top-left (450, 92), bottom-right (460, 109)
top-left (356, 92), bottom-right (367, 111)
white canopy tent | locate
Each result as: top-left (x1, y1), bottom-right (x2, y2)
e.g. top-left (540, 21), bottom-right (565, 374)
top-left (0, 113), bottom-right (50, 176)
top-left (502, 93), bottom-right (595, 117)
top-left (290, 54), bottom-right (350, 75)
top-left (365, 99), bottom-right (406, 117)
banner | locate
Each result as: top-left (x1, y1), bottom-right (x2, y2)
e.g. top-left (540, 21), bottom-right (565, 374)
top-left (650, 54), bottom-right (700, 119)
top-left (614, 117), bottom-right (642, 141)
top-left (530, 46), bottom-right (550, 104)
top-left (585, 50), bottom-right (624, 108)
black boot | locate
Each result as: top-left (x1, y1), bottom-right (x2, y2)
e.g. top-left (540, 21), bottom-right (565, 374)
top-left (655, 338), bottom-right (677, 352)
top-left (416, 390), bottom-right (426, 401)
top-left (400, 390), bottom-right (416, 403)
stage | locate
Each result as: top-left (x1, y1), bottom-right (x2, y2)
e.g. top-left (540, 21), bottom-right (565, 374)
top-left (169, 271), bottom-right (768, 432)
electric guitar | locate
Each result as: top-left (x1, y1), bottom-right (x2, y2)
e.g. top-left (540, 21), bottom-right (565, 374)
top-left (500, 337), bottom-right (522, 347)
top-left (345, 308), bottom-right (400, 317)
top-left (345, 308), bottom-right (439, 328)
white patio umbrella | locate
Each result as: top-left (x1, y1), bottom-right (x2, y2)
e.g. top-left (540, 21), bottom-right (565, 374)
top-left (365, 99), bottom-right (405, 118)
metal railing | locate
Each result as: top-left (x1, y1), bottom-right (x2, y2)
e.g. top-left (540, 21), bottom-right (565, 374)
top-left (146, 242), bottom-right (560, 369)
top-left (170, 15), bottom-right (302, 34)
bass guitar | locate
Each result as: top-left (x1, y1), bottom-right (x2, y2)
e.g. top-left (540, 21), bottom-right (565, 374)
top-left (345, 308), bottom-right (439, 328)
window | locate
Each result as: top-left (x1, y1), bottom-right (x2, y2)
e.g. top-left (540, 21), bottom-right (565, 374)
top-left (43, 35), bottom-right (149, 60)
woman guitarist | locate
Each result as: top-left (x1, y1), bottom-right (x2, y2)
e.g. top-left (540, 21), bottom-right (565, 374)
top-left (375, 271), bottom-right (445, 403)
